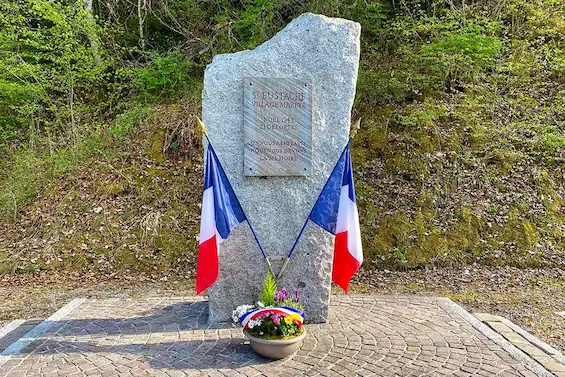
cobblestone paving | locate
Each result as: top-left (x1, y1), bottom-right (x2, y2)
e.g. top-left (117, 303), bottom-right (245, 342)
top-left (0, 320), bottom-right (42, 353)
top-left (0, 296), bottom-right (555, 376)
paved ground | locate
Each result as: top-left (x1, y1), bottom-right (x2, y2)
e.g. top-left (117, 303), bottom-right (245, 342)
top-left (0, 320), bottom-right (42, 353)
top-left (473, 313), bottom-right (565, 376)
top-left (0, 295), bottom-right (562, 376)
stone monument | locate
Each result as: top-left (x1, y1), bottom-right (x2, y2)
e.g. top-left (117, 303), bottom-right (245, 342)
top-left (202, 13), bottom-right (360, 323)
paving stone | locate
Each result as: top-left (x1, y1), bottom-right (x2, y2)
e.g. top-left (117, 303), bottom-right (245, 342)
top-left (533, 355), bottom-right (565, 372)
top-left (487, 321), bottom-right (515, 334)
top-left (0, 296), bottom-right (560, 376)
top-left (515, 343), bottom-right (548, 357)
top-left (474, 313), bottom-right (502, 322)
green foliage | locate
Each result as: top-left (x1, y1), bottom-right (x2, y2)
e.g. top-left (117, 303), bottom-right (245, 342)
top-left (419, 32), bottom-right (501, 89)
top-left (214, 0), bottom-right (282, 50)
top-left (0, 0), bottom-right (109, 146)
top-left (110, 103), bottom-right (150, 139)
top-left (0, 105), bottom-right (149, 219)
top-left (136, 52), bottom-right (195, 97)
top-left (2, 0), bottom-right (565, 273)
top-left (260, 270), bottom-right (277, 306)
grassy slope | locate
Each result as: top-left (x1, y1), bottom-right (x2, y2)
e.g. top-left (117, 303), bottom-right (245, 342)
top-left (0, 1), bottom-right (564, 274)
top-left (0, 102), bottom-right (203, 275)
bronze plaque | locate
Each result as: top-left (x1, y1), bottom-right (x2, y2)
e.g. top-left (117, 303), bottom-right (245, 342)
top-left (244, 77), bottom-right (312, 176)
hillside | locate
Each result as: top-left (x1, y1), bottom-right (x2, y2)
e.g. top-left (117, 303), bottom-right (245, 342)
top-left (0, 0), bottom-right (564, 276)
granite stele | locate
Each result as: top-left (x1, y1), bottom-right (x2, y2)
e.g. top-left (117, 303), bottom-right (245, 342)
top-left (202, 13), bottom-right (360, 323)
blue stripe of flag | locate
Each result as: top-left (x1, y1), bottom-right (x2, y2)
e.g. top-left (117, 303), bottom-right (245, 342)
top-left (204, 144), bottom-right (246, 239)
top-left (308, 144), bottom-right (349, 235)
top-left (342, 147), bottom-right (356, 203)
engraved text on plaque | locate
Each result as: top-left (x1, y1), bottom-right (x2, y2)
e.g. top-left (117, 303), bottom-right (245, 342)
top-left (243, 77), bottom-right (312, 176)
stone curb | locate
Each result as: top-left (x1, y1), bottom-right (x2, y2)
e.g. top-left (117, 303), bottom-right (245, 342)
top-left (497, 316), bottom-right (565, 365)
top-left (474, 312), bottom-right (565, 376)
top-left (0, 298), bottom-right (86, 369)
top-left (439, 298), bottom-right (554, 377)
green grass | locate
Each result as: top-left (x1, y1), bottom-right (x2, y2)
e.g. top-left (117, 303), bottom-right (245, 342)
top-left (0, 104), bottom-right (150, 220)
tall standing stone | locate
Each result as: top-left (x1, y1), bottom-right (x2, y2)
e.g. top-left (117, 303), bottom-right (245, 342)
top-left (202, 13), bottom-right (360, 323)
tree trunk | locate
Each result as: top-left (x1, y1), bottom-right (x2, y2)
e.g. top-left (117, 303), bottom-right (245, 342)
top-left (82, 0), bottom-right (101, 65)
top-left (138, 0), bottom-right (146, 50)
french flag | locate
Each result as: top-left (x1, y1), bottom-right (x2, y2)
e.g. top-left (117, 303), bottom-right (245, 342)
top-left (310, 143), bottom-right (363, 292)
top-left (196, 143), bottom-right (246, 295)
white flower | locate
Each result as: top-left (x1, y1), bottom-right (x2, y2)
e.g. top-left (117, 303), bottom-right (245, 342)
top-left (232, 304), bottom-right (256, 324)
top-left (248, 319), bottom-right (261, 329)
top-left (256, 301), bottom-right (265, 308)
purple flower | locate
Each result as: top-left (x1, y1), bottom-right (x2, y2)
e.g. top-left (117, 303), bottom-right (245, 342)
top-left (269, 312), bottom-right (281, 326)
top-left (294, 288), bottom-right (301, 303)
top-left (274, 288), bottom-right (290, 304)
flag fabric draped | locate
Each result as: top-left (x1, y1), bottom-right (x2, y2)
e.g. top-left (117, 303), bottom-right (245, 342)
top-left (196, 143), bottom-right (246, 295)
top-left (310, 144), bottom-right (363, 292)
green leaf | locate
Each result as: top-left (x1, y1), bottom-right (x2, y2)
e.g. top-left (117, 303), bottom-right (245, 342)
top-left (260, 270), bottom-right (277, 306)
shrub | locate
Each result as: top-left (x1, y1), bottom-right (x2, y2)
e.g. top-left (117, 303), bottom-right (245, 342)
top-left (136, 52), bottom-right (195, 97)
top-left (419, 31), bottom-right (501, 90)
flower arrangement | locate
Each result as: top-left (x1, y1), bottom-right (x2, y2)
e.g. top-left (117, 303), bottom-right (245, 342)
top-left (232, 271), bottom-right (305, 340)
top-left (244, 310), bottom-right (303, 339)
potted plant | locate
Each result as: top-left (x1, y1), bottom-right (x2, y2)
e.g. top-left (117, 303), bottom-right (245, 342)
top-left (232, 272), bottom-right (305, 359)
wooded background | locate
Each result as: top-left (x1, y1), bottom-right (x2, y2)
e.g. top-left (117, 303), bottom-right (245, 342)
top-left (0, 0), bottom-right (564, 276)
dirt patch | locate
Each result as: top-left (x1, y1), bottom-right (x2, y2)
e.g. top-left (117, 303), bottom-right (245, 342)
top-left (0, 274), bottom-right (195, 321)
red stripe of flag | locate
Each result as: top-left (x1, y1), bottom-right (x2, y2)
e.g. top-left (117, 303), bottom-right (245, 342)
top-left (196, 235), bottom-right (218, 295)
top-left (332, 231), bottom-right (361, 293)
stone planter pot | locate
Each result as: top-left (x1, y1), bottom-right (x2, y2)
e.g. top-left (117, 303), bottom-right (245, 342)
top-left (243, 329), bottom-right (306, 359)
